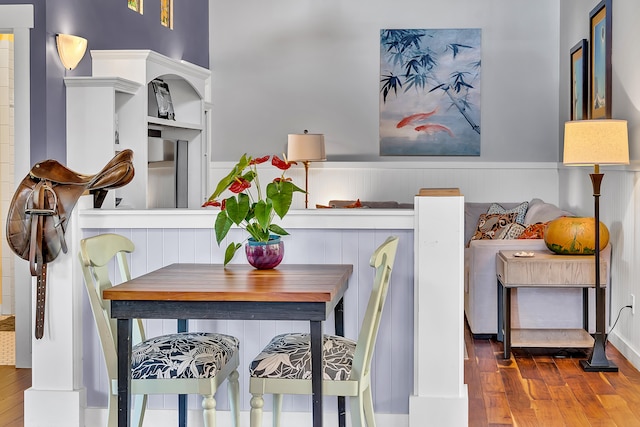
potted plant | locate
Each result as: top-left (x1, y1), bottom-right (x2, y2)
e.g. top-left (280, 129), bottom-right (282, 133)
top-left (203, 153), bottom-right (305, 267)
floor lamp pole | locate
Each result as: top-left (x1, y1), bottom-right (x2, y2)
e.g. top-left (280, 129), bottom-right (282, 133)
top-left (580, 169), bottom-right (618, 372)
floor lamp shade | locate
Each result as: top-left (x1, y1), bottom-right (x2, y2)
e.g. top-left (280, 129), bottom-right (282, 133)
top-left (287, 133), bottom-right (326, 162)
top-left (563, 120), bottom-right (629, 166)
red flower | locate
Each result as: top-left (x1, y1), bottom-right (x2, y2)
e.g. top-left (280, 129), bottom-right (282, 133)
top-left (229, 177), bottom-right (251, 193)
top-left (273, 177), bottom-right (292, 183)
top-left (249, 155), bottom-right (270, 166)
top-left (272, 155), bottom-right (295, 171)
top-left (221, 199), bottom-right (226, 210)
top-left (202, 199), bottom-right (221, 207)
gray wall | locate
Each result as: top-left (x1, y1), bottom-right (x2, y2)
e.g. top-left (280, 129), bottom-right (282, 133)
top-left (209, 0), bottom-right (560, 162)
top-left (559, 0), bottom-right (640, 161)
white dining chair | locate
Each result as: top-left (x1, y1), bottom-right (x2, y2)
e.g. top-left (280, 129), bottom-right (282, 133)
top-left (248, 236), bottom-right (399, 427)
top-left (79, 233), bottom-right (240, 427)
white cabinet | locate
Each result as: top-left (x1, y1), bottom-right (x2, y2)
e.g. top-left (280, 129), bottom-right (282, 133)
top-left (65, 50), bottom-right (211, 209)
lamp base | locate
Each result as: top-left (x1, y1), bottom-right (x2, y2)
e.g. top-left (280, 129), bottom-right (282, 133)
top-left (580, 358), bottom-right (618, 372)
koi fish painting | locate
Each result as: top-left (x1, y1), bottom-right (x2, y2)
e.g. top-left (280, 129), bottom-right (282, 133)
top-left (380, 28), bottom-right (481, 156)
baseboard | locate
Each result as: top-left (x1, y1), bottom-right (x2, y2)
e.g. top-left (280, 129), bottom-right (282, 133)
top-left (608, 331), bottom-right (640, 371)
top-left (85, 408), bottom-right (409, 427)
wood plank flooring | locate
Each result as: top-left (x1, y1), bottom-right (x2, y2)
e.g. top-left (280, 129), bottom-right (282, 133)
top-left (2, 324), bottom-right (640, 426)
top-left (465, 321), bottom-right (640, 426)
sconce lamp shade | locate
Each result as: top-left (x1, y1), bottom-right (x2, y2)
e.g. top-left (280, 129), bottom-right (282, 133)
top-left (563, 120), bottom-right (629, 166)
top-left (56, 34), bottom-right (88, 70)
top-left (287, 132), bottom-right (326, 162)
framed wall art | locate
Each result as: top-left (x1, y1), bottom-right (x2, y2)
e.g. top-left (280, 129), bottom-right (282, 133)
top-left (589, 0), bottom-right (612, 119)
top-left (379, 28), bottom-right (481, 156)
top-left (570, 39), bottom-right (588, 121)
top-left (161, 0), bottom-right (173, 29)
top-left (127, 0), bottom-right (143, 14)
top-left (151, 79), bottom-right (175, 120)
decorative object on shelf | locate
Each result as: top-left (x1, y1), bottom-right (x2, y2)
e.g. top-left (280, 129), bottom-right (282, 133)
top-left (563, 119), bottom-right (628, 372)
top-left (287, 130), bottom-right (326, 208)
top-left (544, 216), bottom-right (609, 255)
top-left (589, 0), bottom-right (612, 119)
top-left (55, 34), bottom-right (87, 70)
top-left (245, 235), bottom-right (285, 269)
top-left (151, 79), bottom-right (175, 120)
top-left (570, 39), bottom-right (588, 121)
top-left (203, 154), bottom-right (304, 266)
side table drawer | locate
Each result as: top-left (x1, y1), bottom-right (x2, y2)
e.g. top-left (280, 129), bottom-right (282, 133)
top-left (496, 250), bottom-right (607, 287)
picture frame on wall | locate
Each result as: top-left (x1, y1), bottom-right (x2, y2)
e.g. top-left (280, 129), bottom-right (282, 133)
top-left (589, 0), bottom-right (612, 119)
top-left (570, 39), bottom-right (588, 121)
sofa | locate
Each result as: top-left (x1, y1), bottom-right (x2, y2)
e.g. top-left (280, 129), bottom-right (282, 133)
top-left (464, 198), bottom-right (612, 336)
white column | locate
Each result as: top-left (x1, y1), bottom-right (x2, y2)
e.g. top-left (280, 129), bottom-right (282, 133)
top-left (410, 195), bottom-right (468, 426)
top-left (24, 198), bottom-right (90, 427)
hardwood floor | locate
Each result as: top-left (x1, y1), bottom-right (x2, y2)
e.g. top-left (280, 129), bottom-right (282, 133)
top-left (2, 326), bottom-right (640, 426)
top-left (0, 365), bottom-right (30, 427)
top-left (465, 321), bottom-right (640, 426)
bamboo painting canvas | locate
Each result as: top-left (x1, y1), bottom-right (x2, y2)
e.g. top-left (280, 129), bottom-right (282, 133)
top-left (380, 29), bottom-right (481, 156)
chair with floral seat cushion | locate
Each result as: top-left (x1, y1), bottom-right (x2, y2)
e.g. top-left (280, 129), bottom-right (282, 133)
top-left (79, 233), bottom-right (240, 427)
top-left (248, 236), bottom-right (399, 427)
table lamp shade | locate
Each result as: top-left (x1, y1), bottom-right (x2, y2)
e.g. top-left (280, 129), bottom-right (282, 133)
top-left (287, 133), bottom-right (326, 162)
top-left (563, 120), bottom-right (629, 166)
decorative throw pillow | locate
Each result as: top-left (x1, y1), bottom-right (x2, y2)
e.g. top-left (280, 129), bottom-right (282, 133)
top-left (487, 201), bottom-right (529, 225)
top-left (518, 222), bottom-right (549, 239)
top-left (498, 222), bottom-right (526, 240)
top-left (469, 212), bottom-right (518, 244)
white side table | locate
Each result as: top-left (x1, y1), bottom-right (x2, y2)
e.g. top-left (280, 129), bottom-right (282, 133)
top-left (496, 250), bottom-right (607, 359)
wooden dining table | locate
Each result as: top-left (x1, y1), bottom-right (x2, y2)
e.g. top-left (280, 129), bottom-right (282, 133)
top-left (103, 263), bottom-right (353, 427)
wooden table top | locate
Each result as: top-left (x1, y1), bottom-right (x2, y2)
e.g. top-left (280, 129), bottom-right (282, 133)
top-left (103, 264), bottom-right (353, 303)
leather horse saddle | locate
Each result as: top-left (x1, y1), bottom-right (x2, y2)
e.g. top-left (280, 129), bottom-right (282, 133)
top-left (6, 150), bottom-right (134, 339)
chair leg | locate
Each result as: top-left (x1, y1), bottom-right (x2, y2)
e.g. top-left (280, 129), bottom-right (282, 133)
top-left (202, 394), bottom-right (217, 427)
top-left (363, 387), bottom-right (376, 427)
top-left (132, 394), bottom-right (147, 427)
top-left (273, 394), bottom-right (283, 427)
top-left (250, 393), bottom-right (264, 427)
top-left (228, 370), bottom-right (240, 427)
top-left (107, 393), bottom-right (118, 427)
top-left (349, 394), bottom-right (366, 427)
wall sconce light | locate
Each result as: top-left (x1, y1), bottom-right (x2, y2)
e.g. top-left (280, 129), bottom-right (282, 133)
top-left (56, 34), bottom-right (88, 70)
top-left (287, 130), bottom-right (326, 209)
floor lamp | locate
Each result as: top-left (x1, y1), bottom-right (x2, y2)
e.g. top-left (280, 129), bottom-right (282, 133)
top-left (287, 130), bottom-right (326, 208)
top-left (563, 119), bottom-right (629, 372)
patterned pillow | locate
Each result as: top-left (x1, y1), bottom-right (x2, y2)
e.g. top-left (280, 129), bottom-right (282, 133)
top-left (499, 222), bottom-right (526, 239)
top-left (487, 201), bottom-right (529, 225)
top-left (518, 222), bottom-right (549, 239)
top-left (469, 212), bottom-right (518, 243)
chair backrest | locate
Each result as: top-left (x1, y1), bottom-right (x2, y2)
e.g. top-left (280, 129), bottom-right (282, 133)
top-left (352, 236), bottom-right (399, 381)
top-left (79, 233), bottom-right (143, 383)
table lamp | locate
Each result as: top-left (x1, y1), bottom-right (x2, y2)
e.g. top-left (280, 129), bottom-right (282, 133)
top-left (287, 130), bottom-right (326, 208)
top-left (563, 119), bottom-right (629, 372)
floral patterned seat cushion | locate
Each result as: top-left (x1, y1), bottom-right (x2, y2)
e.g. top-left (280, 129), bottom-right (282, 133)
top-left (249, 333), bottom-right (356, 381)
top-left (131, 332), bottom-right (239, 380)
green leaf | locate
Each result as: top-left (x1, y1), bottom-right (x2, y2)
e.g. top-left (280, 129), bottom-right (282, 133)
top-left (268, 181), bottom-right (293, 218)
top-left (224, 242), bottom-right (242, 266)
top-left (225, 193), bottom-right (250, 225)
top-left (268, 224), bottom-right (289, 236)
top-left (211, 154), bottom-right (251, 199)
top-left (245, 222), bottom-right (270, 242)
top-left (253, 199), bottom-right (272, 231)
top-left (214, 211), bottom-right (232, 244)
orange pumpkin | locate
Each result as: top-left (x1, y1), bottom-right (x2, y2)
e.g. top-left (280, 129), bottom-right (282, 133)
top-left (544, 216), bottom-right (609, 255)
